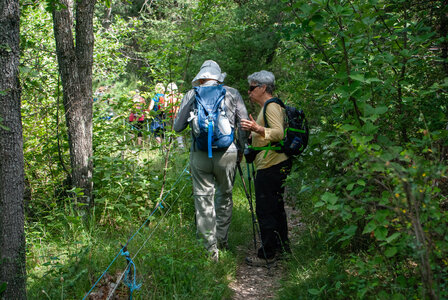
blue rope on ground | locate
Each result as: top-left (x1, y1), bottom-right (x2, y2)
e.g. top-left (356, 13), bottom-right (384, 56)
top-left (82, 163), bottom-right (190, 300)
top-left (107, 180), bottom-right (190, 299)
top-left (120, 249), bottom-right (142, 299)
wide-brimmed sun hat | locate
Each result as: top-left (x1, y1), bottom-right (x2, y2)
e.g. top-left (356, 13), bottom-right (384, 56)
top-left (191, 60), bottom-right (226, 87)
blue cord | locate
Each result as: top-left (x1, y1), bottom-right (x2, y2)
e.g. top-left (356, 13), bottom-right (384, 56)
top-left (120, 249), bottom-right (142, 299)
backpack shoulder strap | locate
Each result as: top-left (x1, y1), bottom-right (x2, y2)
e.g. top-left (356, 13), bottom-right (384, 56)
top-left (253, 98), bottom-right (286, 157)
top-left (263, 98), bottom-right (285, 128)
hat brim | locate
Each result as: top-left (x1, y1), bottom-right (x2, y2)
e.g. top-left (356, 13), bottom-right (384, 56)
top-left (192, 70), bottom-right (226, 86)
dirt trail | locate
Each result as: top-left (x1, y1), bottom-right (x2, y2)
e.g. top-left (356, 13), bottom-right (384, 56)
top-left (229, 206), bottom-right (302, 300)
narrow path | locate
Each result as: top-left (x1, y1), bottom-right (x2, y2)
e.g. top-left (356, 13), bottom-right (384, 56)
top-left (229, 255), bottom-right (285, 300)
top-left (229, 206), bottom-right (302, 299)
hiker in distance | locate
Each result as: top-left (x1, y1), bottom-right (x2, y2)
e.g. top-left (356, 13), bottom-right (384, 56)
top-left (173, 60), bottom-right (249, 261)
top-left (166, 82), bottom-right (185, 149)
top-left (149, 83), bottom-right (166, 145)
top-left (128, 90), bottom-right (147, 146)
top-left (240, 70), bottom-right (292, 267)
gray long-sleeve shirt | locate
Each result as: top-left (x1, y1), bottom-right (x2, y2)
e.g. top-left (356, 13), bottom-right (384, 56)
top-left (173, 82), bottom-right (249, 152)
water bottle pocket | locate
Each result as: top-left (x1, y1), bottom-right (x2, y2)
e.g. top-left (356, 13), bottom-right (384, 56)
top-left (218, 111), bottom-right (232, 135)
top-left (188, 110), bottom-right (200, 137)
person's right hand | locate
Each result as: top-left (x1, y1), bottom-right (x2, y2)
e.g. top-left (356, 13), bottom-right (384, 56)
top-left (241, 114), bottom-right (260, 133)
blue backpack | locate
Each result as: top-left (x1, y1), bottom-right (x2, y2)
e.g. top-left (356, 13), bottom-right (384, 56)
top-left (193, 85), bottom-right (234, 158)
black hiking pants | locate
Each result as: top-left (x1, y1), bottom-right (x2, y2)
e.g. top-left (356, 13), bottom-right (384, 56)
top-left (254, 159), bottom-right (292, 259)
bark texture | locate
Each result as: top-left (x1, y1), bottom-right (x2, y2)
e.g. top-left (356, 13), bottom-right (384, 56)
top-left (53, 0), bottom-right (97, 207)
top-left (0, 0), bottom-right (26, 298)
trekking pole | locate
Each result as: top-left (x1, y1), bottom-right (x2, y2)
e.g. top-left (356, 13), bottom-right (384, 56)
top-left (236, 161), bottom-right (258, 251)
top-left (247, 162), bottom-right (252, 197)
top-left (246, 162), bottom-right (257, 245)
top-left (237, 162), bottom-right (272, 270)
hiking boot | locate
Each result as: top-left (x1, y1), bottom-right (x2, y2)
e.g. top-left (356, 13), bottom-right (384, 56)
top-left (209, 249), bottom-right (219, 262)
top-left (245, 255), bottom-right (276, 267)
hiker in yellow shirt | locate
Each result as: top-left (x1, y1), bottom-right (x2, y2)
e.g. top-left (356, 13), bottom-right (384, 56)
top-left (241, 70), bottom-right (292, 267)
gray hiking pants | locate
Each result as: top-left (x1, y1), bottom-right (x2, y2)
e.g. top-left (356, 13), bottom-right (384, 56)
top-left (190, 149), bottom-right (238, 252)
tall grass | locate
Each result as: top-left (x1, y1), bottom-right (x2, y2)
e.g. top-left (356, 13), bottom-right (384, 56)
top-left (26, 150), bottom-right (259, 299)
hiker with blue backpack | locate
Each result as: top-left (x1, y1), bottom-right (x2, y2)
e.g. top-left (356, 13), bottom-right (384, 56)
top-left (166, 82), bottom-right (185, 149)
top-left (173, 60), bottom-right (249, 261)
top-left (149, 83), bottom-right (166, 145)
top-left (240, 70), bottom-right (295, 267)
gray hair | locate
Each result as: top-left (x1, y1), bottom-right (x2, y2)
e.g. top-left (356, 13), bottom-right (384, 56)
top-left (247, 70), bottom-right (275, 94)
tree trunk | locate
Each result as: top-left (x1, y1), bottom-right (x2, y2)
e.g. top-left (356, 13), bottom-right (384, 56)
top-left (0, 0), bottom-right (27, 298)
top-left (53, 0), bottom-right (96, 209)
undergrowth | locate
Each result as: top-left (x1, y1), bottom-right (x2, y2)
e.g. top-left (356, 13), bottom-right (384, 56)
top-left (26, 146), bottom-right (256, 299)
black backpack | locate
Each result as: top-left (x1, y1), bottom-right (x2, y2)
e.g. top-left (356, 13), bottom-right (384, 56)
top-left (248, 98), bottom-right (309, 158)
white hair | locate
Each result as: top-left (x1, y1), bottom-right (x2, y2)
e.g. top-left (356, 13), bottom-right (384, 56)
top-left (247, 70), bottom-right (275, 94)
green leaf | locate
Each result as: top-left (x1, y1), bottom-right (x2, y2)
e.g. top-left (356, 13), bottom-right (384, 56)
top-left (314, 201), bottom-right (325, 208)
top-left (308, 289), bottom-right (321, 295)
top-left (344, 225), bottom-right (357, 236)
top-left (374, 227), bottom-right (388, 241)
top-left (385, 232), bottom-right (401, 243)
top-left (362, 221), bottom-right (376, 234)
top-left (347, 183), bottom-right (355, 191)
top-left (321, 192), bottom-right (338, 205)
top-left (349, 73), bottom-right (366, 82)
top-left (385, 247), bottom-right (397, 257)
top-left (364, 104), bottom-right (388, 117)
top-left (373, 106), bottom-right (388, 115)
top-left (340, 124), bottom-right (358, 132)
top-left (356, 179), bottom-right (366, 186)
top-left (353, 207), bottom-right (366, 215)
top-left (361, 121), bottom-right (378, 134)
top-left (0, 282), bottom-right (6, 294)
top-left (365, 77), bottom-right (382, 84)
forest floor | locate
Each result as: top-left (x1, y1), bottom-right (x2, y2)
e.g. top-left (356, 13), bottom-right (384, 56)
top-left (229, 205), bottom-right (303, 300)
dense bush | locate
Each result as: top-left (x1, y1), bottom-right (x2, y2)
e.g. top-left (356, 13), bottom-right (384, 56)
top-left (275, 0), bottom-right (448, 298)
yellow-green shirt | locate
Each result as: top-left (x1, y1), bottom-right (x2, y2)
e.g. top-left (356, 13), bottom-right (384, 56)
top-left (252, 101), bottom-right (288, 169)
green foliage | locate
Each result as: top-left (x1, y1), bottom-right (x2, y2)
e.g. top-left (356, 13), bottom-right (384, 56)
top-left (276, 0), bottom-right (448, 298)
top-left (93, 14), bottom-right (131, 84)
top-left (98, 0), bottom-right (287, 94)
top-left (20, 0), bottom-right (448, 298)
top-left (20, 2), bottom-right (70, 225)
top-left (0, 282), bottom-right (6, 295)
top-left (25, 151), bottom-right (248, 298)
top-left (134, 220), bottom-right (234, 299)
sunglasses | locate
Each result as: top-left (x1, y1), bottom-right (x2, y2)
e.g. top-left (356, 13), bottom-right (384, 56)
top-left (248, 85), bottom-right (261, 92)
